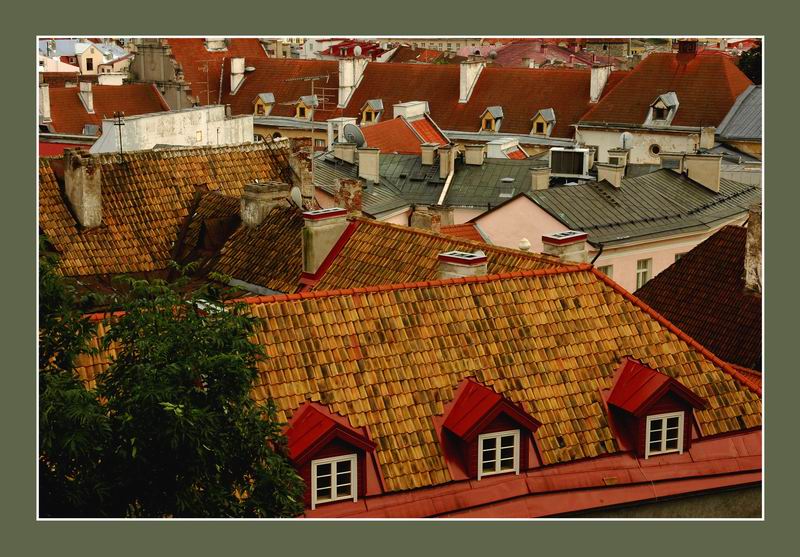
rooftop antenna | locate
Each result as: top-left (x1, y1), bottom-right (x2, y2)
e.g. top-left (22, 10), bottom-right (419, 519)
top-left (112, 111), bottom-right (125, 162)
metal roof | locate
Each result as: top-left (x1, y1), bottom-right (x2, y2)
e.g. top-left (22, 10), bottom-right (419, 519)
top-left (526, 169), bottom-right (761, 246)
top-left (257, 92), bottom-right (275, 104)
top-left (716, 85), bottom-right (762, 141)
top-left (534, 108), bottom-right (556, 123)
top-left (484, 106), bottom-right (504, 119)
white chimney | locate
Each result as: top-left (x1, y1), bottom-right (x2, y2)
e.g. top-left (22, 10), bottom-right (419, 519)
top-left (700, 126), bottom-right (716, 150)
top-left (530, 166), bottom-right (551, 191)
top-left (459, 58), bottom-right (485, 103)
top-left (541, 231), bottom-right (589, 263)
top-left (464, 144), bottom-right (486, 166)
top-left (744, 204), bottom-right (762, 294)
top-left (326, 116), bottom-right (357, 147)
top-left (39, 83), bottom-right (51, 123)
top-left (240, 181), bottom-right (289, 228)
top-left (338, 57), bottom-right (368, 108)
top-left (302, 208), bottom-right (350, 275)
top-left (392, 101), bottom-right (429, 120)
top-left (596, 162), bottom-right (625, 188)
top-left (230, 57), bottom-right (246, 93)
top-left (357, 147), bottom-right (380, 183)
top-left (334, 142), bottom-right (357, 164)
top-left (97, 73), bottom-right (124, 86)
top-left (438, 145), bottom-right (455, 180)
top-left (79, 81), bottom-right (94, 114)
top-left (590, 65), bottom-right (612, 103)
top-left (421, 143), bottom-right (438, 166)
top-left (64, 149), bottom-right (102, 228)
top-left (437, 251), bottom-right (488, 279)
top-left (684, 153), bottom-right (722, 193)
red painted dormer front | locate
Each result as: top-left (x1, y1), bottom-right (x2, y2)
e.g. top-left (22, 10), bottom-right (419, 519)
top-left (441, 379), bottom-right (542, 480)
top-left (285, 403), bottom-right (379, 509)
top-left (607, 358), bottom-right (707, 459)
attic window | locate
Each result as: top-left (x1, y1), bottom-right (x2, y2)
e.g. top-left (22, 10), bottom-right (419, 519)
top-left (652, 107), bottom-right (667, 121)
top-left (535, 122), bottom-right (545, 134)
top-left (478, 430), bottom-right (520, 479)
top-left (297, 105), bottom-right (307, 118)
top-left (363, 110), bottom-right (375, 123)
top-left (255, 104), bottom-right (265, 115)
top-left (483, 117), bottom-right (494, 131)
top-left (311, 454), bottom-right (357, 508)
top-left (645, 412), bottom-right (684, 458)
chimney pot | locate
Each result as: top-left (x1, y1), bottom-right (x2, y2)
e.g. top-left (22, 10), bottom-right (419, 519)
top-left (64, 149), bottom-right (102, 228)
top-left (437, 250), bottom-right (488, 279)
top-left (519, 238), bottom-right (531, 251)
top-left (240, 181), bottom-right (289, 228)
top-left (438, 145), bottom-right (455, 180)
top-left (530, 166), bottom-right (551, 191)
top-left (541, 230), bottom-right (589, 263)
top-left (357, 147), bottom-right (380, 183)
top-left (421, 143), bottom-right (439, 166)
top-left (464, 144), bottom-right (486, 166)
top-left (596, 162), bottom-right (625, 188)
top-left (302, 208), bottom-right (350, 275)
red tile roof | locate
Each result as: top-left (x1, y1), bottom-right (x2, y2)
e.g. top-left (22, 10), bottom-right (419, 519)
top-left (38, 141), bottom-right (89, 157)
top-left (440, 223), bottom-right (485, 242)
top-left (163, 38), bottom-right (268, 105)
top-left (505, 146), bottom-right (528, 159)
top-left (286, 404), bottom-right (375, 463)
top-left (47, 83), bottom-right (170, 135)
top-left (361, 118), bottom-right (424, 154)
top-left (410, 116), bottom-right (448, 145)
top-left (635, 225), bottom-right (762, 371)
top-left (608, 359), bottom-right (707, 416)
top-left (443, 380), bottom-right (541, 439)
top-left (580, 51), bottom-right (752, 127)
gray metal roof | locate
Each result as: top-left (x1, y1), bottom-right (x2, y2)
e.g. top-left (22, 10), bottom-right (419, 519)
top-left (526, 169), bottom-right (761, 246)
top-left (534, 108), bottom-right (556, 123)
top-left (485, 106), bottom-right (504, 119)
top-left (653, 91), bottom-right (679, 108)
top-left (257, 92), bottom-right (275, 104)
top-left (364, 99), bottom-right (384, 111)
top-left (300, 95), bottom-right (319, 108)
top-left (716, 85), bottom-right (762, 141)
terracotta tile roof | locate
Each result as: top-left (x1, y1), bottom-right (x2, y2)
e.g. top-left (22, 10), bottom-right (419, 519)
top-left (440, 223), bottom-right (485, 242)
top-left (40, 72), bottom-right (88, 88)
top-left (387, 46), bottom-right (466, 65)
top-left (580, 51), bottom-right (752, 127)
top-left (505, 146), bottom-right (528, 159)
top-left (212, 204), bottom-right (306, 293)
top-left (39, 142), bottom-right (295, 277)
top-left (311, 218), bottom-right (562, 291)
top-left (410, 117), bottom-right (448, 145)
top-left (163, 38), bottom-right (268, 105)
top-left (47, 84), bottom-right (170, 135)
top-left (635, 225), bottom-right (762, 370)
top-left (73, 266), bottom-right (761, 494)
top-left (361, 118), bottom-right (425, 155)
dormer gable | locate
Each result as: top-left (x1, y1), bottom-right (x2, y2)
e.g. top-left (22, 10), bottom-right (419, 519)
top-left (296, 95), bottom-right (318, 120)
top-left (645, 92), bottom-right (679, 126)
top-left (253, 92), bottom-right (274, 117)
top-left (441, 379), bottom-right (542, 480)
top-left (285, 403), bottom-right (382, 510)
top-left (607, 358), bottom-right (707, 459)
top-left (530, 108), bottom-right (556, 136)
top-left (480, 106), bottom-right (503, 133)
top-left (360, 99), bottom-right (383, 126)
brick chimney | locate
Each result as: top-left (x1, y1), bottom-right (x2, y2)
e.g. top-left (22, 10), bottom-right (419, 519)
top-left (744, 203), bottom-right (762, 294)
top-left (78, 81), bottom-right (94, 114)
top-left (541, 230), bottom-right (589, 263)
top-left (230, 57), bottom-right (246, 93)
top-left (439, 145), bottom-right (455, 180)
top-left (596, 162), bottom-right (625, 188)
top-left (465, 144), bottom-right (486, 166)
top-left (240, 181), bottom-right (289, 228)
top-left (590, 64), bottom-right (612, 103)
top-left (684, 153), bottom-right (722, 193)
top-left (459, 57), bottom-right (485, 103)
top-left (333, 142), bottom-right (357, 164)
top-left (334, 178), bottom-right (363, 216)
top-left (39, 83), bottom-right (51, 123)
top-left (64, 149), bottom-right (102, 228)
top-left (421, 143), bottom-right (438, 166)
top-left (429, 205), bottom-right (454, 226)
top-left (437, 251), bottom-right (488, 279)
top-left (357, 147), bottom-right (380, 183)
top-left (302, 208), bottom-right (350, 275)
top-left (530, 166), bottom-right (551, 191)
top-left (410, 206), bottom-right (441, 232)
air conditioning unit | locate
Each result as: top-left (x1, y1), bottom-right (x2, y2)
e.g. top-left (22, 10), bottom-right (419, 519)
top-left (549, 147), bottom-right (590, 178)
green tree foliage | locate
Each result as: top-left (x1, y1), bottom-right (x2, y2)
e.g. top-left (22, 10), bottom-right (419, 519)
top-left (738, 45), bottom-right (762, 85)
top-left (39, 245), bottom-right (305, 517)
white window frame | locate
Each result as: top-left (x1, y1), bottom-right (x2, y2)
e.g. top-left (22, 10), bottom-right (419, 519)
top-left (310, 453), bottom-right (357, 509)
top-left (477, 429), bottom-right (520, 480)
top-left (636, 258), bottom-right (652, 289)
top-left (597, 264), bottom-right (613, 278)
top-left (644, 411), bottom-right (684, 458)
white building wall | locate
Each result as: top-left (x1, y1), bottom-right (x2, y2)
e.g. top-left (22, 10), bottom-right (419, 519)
top-left (90, 106), bottom-right (254, 154)
top-left (576, 127), bottom-right (701, 165)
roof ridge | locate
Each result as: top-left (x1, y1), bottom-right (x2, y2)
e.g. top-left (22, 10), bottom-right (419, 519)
top-left (588, 267), bottom-right (762, 396)
top-left (236, 263), bottom-right (590, 305)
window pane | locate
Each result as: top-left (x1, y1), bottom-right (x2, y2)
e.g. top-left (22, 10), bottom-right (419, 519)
top-left (482, 437), bottom-right (496, 451)
top-left (336, 483), bottom-right (352, 498)
top-left (649, 419), bottom-right (662, 431)
top-left (316, 474), bottom-right (331, 489)
top-left (316, 463), bottom-right (331, 476)
top-left (649, 441), bottom-right (661, 453)
top-left (500, 435), bottom-right (515, 448)
top-left (666, 427), bottom-right (679, 439)
top-left (316, 487), bottom-right (331, 501)
top-left (337, 459), bottom-right (351, 474)
top-left (500, 446), bottom-right (514, 460)
top-left (667, 416), bottom-right (680, 428)
top-left (665, 438), bottom-right (679, 450)
top-left (499, 458), bottom-right (514, 471)
top-left (649, 429), bottom-right (662, 443)
top-left (336, 471), bottom-right (351, 486)
top-left (482, 459), bottom-right (496, 473)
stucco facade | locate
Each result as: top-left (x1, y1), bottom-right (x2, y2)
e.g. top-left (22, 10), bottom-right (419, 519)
top-left (576, 126), bottom-right (702, 165)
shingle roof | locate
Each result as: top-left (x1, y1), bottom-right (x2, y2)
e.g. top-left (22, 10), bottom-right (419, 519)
top-left (716, 85), bottom-right (762, 141)
top-left (74, 266), bottom-right (761, 493)
top-left (39, 142), bottom-right (295, 277)
top-left (47, 84), bottom-right (170, 135)
top-left (311, 218), bottom-right (565, 291)
top-left (525, 169), bottom-right (761, 245)
top-left (580, 51), bottom-right (752, 127)
top-left (635, 225), bottom-right (762, 370)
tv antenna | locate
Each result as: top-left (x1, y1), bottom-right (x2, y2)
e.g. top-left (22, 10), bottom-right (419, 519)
top-left (112, 111), bottom-right (125, 162)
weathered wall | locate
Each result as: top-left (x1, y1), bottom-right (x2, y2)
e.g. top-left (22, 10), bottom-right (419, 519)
top-left (577, 127), bottom-right (701, 165)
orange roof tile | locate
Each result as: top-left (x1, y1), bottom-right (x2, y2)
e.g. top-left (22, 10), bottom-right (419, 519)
top-left (440, 223), bottom-right (485, 242)
top-left (361, 118), bottom-right (424, 155)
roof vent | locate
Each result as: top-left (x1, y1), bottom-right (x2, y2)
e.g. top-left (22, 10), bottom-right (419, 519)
top-left (437, 250), bottom-right (489, 279)
top-left (501, 177), bottom-right (515, 183)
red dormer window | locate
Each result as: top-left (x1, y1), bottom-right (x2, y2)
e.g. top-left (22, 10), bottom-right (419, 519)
top-left (285, 403), bottom-right (378, 510)
top-left (441, 380), bottom-right (541, 480)
top-left (607, 358), bottom-right (707, 459)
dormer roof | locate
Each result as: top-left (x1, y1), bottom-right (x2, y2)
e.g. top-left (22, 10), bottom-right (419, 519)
top-left (286, 403), bottom-right (375, 464)
top-left (652, 91), bottom-right (679, 109)
top-left (362, 98), bottom-right (384, 112)
top-left (533, 107), bottom-right (556, 123)
top-left (255, 92), bottom-right (275, 104)
top-left (299, 94), bottom-right (319, 108)
top-left (608, 358), bottom-right (707, 417)
top-left (483, 105), bottom-right (504, 120)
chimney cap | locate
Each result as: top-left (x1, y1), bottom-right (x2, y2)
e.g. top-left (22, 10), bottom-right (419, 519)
top-left (438, 250), bottom-right (487, 265)
top-left (302, 207), bottom-right (348, 221)
top-left (542, 230), bottom-right (588, 245)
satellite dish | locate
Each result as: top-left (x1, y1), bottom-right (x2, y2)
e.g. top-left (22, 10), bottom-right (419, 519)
top-left (621, 132), bottom-right (634, 150)
top-left (342, 123), bottom-right (366, 147)
top-left (354, 45), bottom-right (362, 57)
top-left (290, 186), bottom-right (303, 208)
